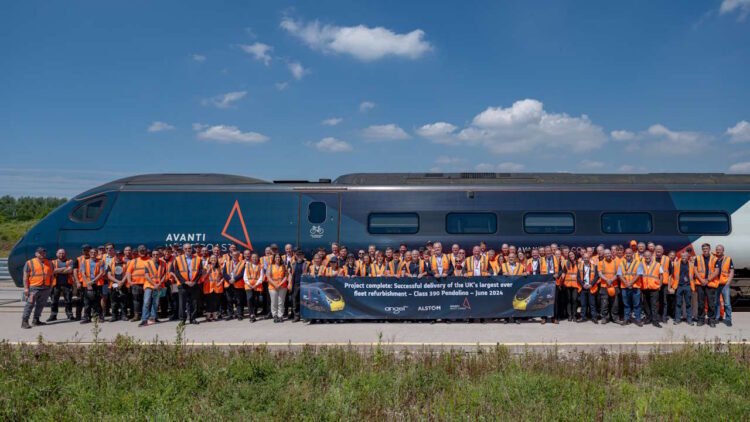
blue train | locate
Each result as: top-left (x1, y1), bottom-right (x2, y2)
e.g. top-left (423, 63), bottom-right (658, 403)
top-left (8, 172), bottom-right (750, 302)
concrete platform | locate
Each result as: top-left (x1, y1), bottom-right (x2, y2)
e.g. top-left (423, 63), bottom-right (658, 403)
top-left (2, 281), bottom-right (747, 353)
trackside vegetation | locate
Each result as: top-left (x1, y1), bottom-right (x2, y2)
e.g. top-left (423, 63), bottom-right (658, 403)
top-left (0, 195), bottom-right (65, 257)
top-left (1, 332), bottom-right (749, 420)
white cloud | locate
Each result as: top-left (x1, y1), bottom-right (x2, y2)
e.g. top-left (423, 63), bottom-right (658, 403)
top-left (275, 82), bottom-right (289, 91)
top-left (416, 122), bottom-right (458, 144)
top-left (240, 42), bottom-right (273, 65)
top-left (578, 159), bottom-right (605, 169)
top-left (729, 162), bottom-right (750, 173)
top-left (192, 54), bottom-right (206, 62)
top-left (727, 120), bottom-right (750, 143)
top-left (418, 99), bottom-right (607, 154)
top-left (611, 130), bottom-right (636, 141)
top-left (313, 137), bottom-right (352, 152)
top-left (203, 91), bottom-right (247, 108)
top-left (720, 0), bottom-right (750, 21)
top-left (147, 121), bottom-right (174, 132)
top-left (194, 124), bottom-right (268, 144)
top-left (361, 124), bottom-right (411, 141)
top-left (322, 117), bottom-right (343, 126)
top-left (288, 61), bottom-right (307, 80)
top-left (645, 124), bottom-right (711, 152)
top-left (280, 17), bottom-right (432, 61)
top-left (359, 101), bottom-right (375, 112)
top-left (474, 162), bottom-right (525, 172)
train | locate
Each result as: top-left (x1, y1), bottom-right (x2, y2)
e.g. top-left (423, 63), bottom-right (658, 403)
top-left (8, 172), bottom-right (750, 304)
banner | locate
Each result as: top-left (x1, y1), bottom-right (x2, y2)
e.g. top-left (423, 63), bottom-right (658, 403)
top-left (300, 275), bottom-right (556, 320)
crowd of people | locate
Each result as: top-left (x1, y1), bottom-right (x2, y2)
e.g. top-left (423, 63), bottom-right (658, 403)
top-left (21, 239), bottom-right (734, 329)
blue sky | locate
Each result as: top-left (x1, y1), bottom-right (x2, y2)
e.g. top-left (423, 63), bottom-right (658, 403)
top-left (2, 0), bottom-right (750, 197)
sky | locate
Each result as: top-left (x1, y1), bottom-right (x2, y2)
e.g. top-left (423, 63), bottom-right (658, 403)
top-left (2, 0), bottom-right (750, 197)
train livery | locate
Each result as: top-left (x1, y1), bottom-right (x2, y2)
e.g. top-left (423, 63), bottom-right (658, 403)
top-left (8, 172), bottom-right (750, 303)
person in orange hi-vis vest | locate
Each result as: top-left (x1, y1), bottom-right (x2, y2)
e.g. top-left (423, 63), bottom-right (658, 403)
top-left (693, 243), bottom-right (717, 327)
top-left (173, 243), bottom-right (203, 324)
top-left (712, 244), bottom-right (734, 327)
top-left (672, 251), bottom-right (695, 326)
top-left (203, 255), bottom-right (224, 322)
top-left (48, 248), bottom-right (74, 323)
top-left (654, 245), bottom-right (672, 324)
top-left (21, 246), bottom-right (54, 329)
top-left (640, 251), bottom-right (663, 328)
top-left (79, 247), bottom-right (104, 324)
top-left (597, 249), bottom-right (620, 325)
top-left (140, 249), bottom-right (165, 326)
top-left (105, 250), bottom-right (129, 322)
top-left (562, 251), bottom-right (580, 322)
top-left (617, 248), bottom-right (644, 327)
top-left (126, 245), bottom-right (150, 322)
top-left (267, 254), bottom-right (289, 323)
top-left (577, 252), bottom-right (599, 323)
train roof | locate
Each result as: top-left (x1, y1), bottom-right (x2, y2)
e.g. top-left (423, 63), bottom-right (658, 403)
top-left (76, 172), bottom-right (750, 198)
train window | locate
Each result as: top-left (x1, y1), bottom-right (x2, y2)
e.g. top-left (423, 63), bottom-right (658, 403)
top-left (368, 213), bottom-right (419, 234)
top-left (601, 213), bottom-right (652, 234)
top-left (308, 202), bottom-right (326, 224)
top-left (70, 196), bottom-right (107, 223)
top-left (678, 212), bottom-right (730, 234)
top-left (446, 212), bottom-right (497, 234)
top-left (523, 213), bottom-right (575, 234)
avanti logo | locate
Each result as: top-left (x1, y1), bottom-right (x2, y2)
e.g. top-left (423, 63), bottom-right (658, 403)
top-left (221, 200), bottom-right (253, 250)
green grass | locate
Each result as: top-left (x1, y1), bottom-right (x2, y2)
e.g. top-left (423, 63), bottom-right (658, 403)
top-left (0, 219), bottom-right (36, 257)
top-left (1, 332), bottom-right (749, 421)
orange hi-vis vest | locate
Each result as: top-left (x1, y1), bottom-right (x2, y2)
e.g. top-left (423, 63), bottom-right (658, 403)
top-left (563, 261), bottom-right (579, 290)
top-left (223, 259), bottom-right (245, 289)
top-left (694, 254), bottom-right (718, 288)
top-left (373, 263), bottom-right (391, 277)
top-left (399, 259), bottom-right (426, 276)
top-left (526, 257), bottom-right (547, 275)
top-left (108, 261), bottom-right (128, 288)
top-left (127, 257), bottom-right (149, 285)
top-left (655, 255), bottom-right (670, 285)
top-left (340, 263), bottom-right (357, 276)
top-left (175, 255), bottom-right (201, 284)
top-left (429, 255), bottom-right (451, 276)
top-left (641, 260), bottom-right (662, 290)
top-left (26, 258), bottom-right (53, 288)
top-left (619, 258), bottom-right (642, 289)
top-left (356, 263), bottom-right (374, 277)
top-left (502, 262), bottom-right (526, 276)
top-left (162, 257), bottom-right (176, 284)
top-left (577, 262), bottom-right (597, 294)
top-left (597, 258), bottom-right (619, 296)
top-left (464, 256), bottom-right (489, 276)
top-left (715, 255), bottom-right (732, 285)
top-left (80, 258), bottom-right (102, 288)
top-left (203, 266), bottom-right (224, 294)
top-left (144, 260), bottom-right (165, 290)
top-left (309, 264), bottom-right (325, 277)
top-left (244, 262), bottom-right (264, 291)
top-left (50, 259), bottom-right (71, 287)
top-left (671, 260), bottom-right (695, 291)
top-left (488, 260), bottom-right (501, 275)
top-left (267, 264), bottom-right (287, 290)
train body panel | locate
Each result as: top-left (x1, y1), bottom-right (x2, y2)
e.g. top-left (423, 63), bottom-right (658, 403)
top-left (8, 173), bottom-right (750, 301)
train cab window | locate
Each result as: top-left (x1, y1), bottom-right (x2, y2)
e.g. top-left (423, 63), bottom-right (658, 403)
top-left (368, 213), bottom-right (419, 234)
top-left (678, 212), bottom-right (730, 234)
top-left (601, 213), bottom-right (652, 234)
top-left (308, 202), bottom-right (327, 224)
top-left (70, 196), bottom-right (106, 222)
top-left (446, 212), bottom-right (497, 234)
top-left (523, 212), bottom-right (575, 234)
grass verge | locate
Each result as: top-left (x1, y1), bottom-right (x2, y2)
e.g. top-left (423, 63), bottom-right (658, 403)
top-left (0, 219), bottom-right (36, 257)
top-left (1, 333), bottom-right (748, 420)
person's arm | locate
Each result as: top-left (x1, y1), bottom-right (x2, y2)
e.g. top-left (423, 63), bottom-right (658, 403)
top-left (174, 262), bottom-right (187, 284)
top-left (254, 268), bottom-right (264, 289)
top-left (107, 267), bottom-right (116, 284)
top-left (727, 259), bottom-right (735, 284)
top-left (22, 262), bottom-right (29, 296)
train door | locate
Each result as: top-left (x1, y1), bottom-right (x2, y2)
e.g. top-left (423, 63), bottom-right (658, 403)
top-left (299, 192), bottom-right (340, 253)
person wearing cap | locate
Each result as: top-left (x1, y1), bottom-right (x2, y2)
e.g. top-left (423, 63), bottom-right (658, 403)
top-left (126, 245), bottom-right (150, 322)
top-left (106, 250), bottom-right (128, 321)
top-left (325, 257), bottom-right (340, 276)
top-left (21, 247), bottom-right (54, 328)
top-left (48, 248), bottom-right (74, 322)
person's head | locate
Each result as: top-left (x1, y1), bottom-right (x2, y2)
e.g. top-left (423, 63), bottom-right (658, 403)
top-left (202, 247), bottom-right (210, 257)
top-left (151, 249), bottom-right (160, 262)
top-left (358, 250), bottom-right (365, 260)
top-left (163, 248), bottom-right (172, 259)
top-left (329, 258), bottom-right (339, 269)
top-left (517, 251), bottom-right (525, 261)
top-left (362, 254), bottom-right (372, 265)
top-left (451, 244), bottom-right (460, 255)
top-left (376, 251), bottom-right (385, 263)
top-left (654, 245), bottom-right (664, 258)
top-left (508, 253), bottom-right (517, 265)
top-left (637, 242), bottom-right (646, 253)
top-left (629, 240), bottom-right (637, 252)
top-left (411, 250), bottom-right (420, 261)
top-left (668, 250), bottom-right (676, 260)
top-left (273, 254), bottom-right (282, 265)
top-left (509, 245), bottom-right (517, 255)
top-left (715, 244), bottom-right (725, 257)
top-left (209, 255), bottom-right (218, 267)
top-left (105, 243), bottom-right (115, 256)
top-left (368, 244), bottom-right (376, 255)
top-left (56, 248), bottom-right (66, 260)
top-left (643, 250), bottom-right (652, 263)
top-left (35, 247), bottom-right (47, 259)
top-left (270, 243), bottom-right (279, 254)
top-left (473, 246), bottom-right (481, 258)
top-left (347, 254), bottom-right (356, 265)
top-left (680, 251), bottom-right (689, 263)
top-left (531, 248), bottom-right (540, 259)
top-left (243, 249), bottom-right (251, 260)
top-left (123, 246), bottom-right (132, 257)
top-left (385, 247), bottom-right (393, 259)
top-left (603, 249), bottom-right (612, 260)
top-left (399, 243), bottom-right (407, 255)
top-left (582, 252), bottom-right (590, 263)
top-left (544, 246), bottom-right (553, 257)
top-left (230, 250), bottom-right (240, 261)
top-left (567, 250), bottom-right (576, 262)
top-left (229, 244), bottom-right (237, 254)
top-left (625, 248), bottom-right (634, 260)
top-left (264, 247), bottom-right (272, 257)
top-left (97, 245), bottom-right (106, 256)
top-left (340, 247), bottom-right (348, 260)
top-left (596, 245), bottom-right (605, 256)
top-left (212, 246), bottom-right (221, 256)
top-left (433, 242), bottom-right (443, 256)
top-left (458, 249), bottom-right (466, 260)
top-left (501, 243), bottom-right (509, 255)
top-left (295, 250), bottom-right (305, 262)
top-left (615, 246), bottom-right (624, 258)
top-left (284, 244), bottom-right (293, 255)
top-left (487, 249), bottom-right (496, 261)
top-left (701, 243), bottom-right (711, 256)
top-left (115, 250), bottom-right (124, 263)
top-left (647, 242), bottom-right (655, 252)
top-left (331, 243), bottom-right (339, 254)
top-left (88, 248), bottom-right (97, 259)
top-left (480, 241), bottom-right (487, 253)
top-left (81, 244), bottom-right (92, 255)
top-left (313, 254), bottom-right (322, 265)
top-left (251, 252), bottom-right (260, 264)
top-left (138, 245), bottom-right (148, 257)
